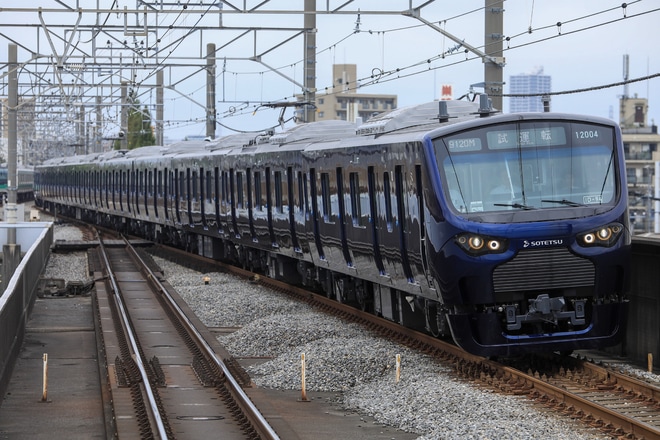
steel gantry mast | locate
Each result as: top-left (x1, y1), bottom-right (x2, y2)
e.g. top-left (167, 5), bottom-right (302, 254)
top-left (0, 1), bottom-right (503, 162)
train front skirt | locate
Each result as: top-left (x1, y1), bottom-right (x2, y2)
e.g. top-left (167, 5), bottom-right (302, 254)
top-left (447, 301), bottom-right (628, 357)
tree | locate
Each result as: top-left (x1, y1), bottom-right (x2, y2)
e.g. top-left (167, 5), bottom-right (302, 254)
top-left (114, 90), bottom-right (156, 149)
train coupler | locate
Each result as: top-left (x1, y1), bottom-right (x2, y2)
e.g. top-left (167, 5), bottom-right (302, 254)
top-left (505, 294), bottom-right (586, 331)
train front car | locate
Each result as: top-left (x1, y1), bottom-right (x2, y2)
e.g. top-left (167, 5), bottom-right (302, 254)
top-left (427, 114), bottom-right (630, 357)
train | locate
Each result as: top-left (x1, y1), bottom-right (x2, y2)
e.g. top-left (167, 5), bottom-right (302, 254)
top-left (0, 164), bottom-right (34, 205)
top-left (34, 97), bottom-right (631, 357)
top-left (0, 166), bottom-right (34, 204)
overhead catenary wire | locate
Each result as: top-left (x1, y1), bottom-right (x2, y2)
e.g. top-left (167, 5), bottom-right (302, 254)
top-left (8, 2), bottom-right (655, 136)
top-left (155, 1), bottom-right (657, 129)
top-left (223, 2), bottom-right (657, 118)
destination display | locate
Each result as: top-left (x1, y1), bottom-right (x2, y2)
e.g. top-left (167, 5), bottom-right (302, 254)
top-left (446, 137), bottom-right (482, 152)
top-left (486, 126), bottom-right (566, 149)
top-left (443, 122), bottom-right (613, 153)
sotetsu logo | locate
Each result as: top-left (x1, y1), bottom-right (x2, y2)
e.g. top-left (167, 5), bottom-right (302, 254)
top-left (523, 239), bottom-right (564, 248)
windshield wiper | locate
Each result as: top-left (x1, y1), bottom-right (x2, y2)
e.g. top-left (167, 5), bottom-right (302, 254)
top-left (494, 202), bottom-right (535, 210)
top-left (541, 199), bottom-right (585, 207)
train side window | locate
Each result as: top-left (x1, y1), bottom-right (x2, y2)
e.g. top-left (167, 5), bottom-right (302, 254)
top-left (394, 166), bottom-right (405, 233)
top-left (321, 172), bottom-right (331, 222)
top-left (285, 168), bottom-right (293, 215)
top-left (236, 171), bottom-right (244, 209)
top-left (199, 168), bottom-right (205, 204)
top-left (303, 172), bottom-right (309, 215)
top-left (229, 169), bottom-right (237, 221)
top-left (297, 171), bottom-right (304, 214)
top-left (384, 171), bottom-right (393, 232)
top-left (179, 170), bottom-right (186, 201)
top-left (112, 171), bottom-right (116, 208)
top-left (246, 167), bottom-right (253, 211)
top-left (162, 168), bottom-right (168, 219)
top-left (192, 170), bottom-right (199, 201)
top-left (102, 170), bottom-right (110, 208)
top-left (254, 171), bottom-right (262, 211)
top-left (214, 167), bottom-right (220, 222)
top-left (143, 169), bottom-right (149, 215)
top-left (349, 172), bottom-right (362, 227)
top-left (206, 170), bottom-right (212, 202)
top-left (274, 170), bottom-right (283, 213)
top-left (221, 171), bottom-right (227, 207)
top-left (122, 170), bottom-right (127, 211)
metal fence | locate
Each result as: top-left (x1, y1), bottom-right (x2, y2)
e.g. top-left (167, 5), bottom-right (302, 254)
top-left (0, 224), bottom-right (53, 399)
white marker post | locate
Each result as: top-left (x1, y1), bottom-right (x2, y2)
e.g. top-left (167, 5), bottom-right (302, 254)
top-left (299, 353), bottom-right (309, 402)
top-left (42, 353), bottom-right (48, 402)
top-left (395, 354), bottom-right (401, 383)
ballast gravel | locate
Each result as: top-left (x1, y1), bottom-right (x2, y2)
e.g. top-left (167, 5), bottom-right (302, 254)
top-left (152, 255), bottom-right (612, 440)
top-left (43, 220), bottom-right (652, 439)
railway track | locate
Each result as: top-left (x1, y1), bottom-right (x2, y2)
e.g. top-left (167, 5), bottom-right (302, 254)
top-left (42, 214), bottom-right (660, 439)
top-left (93, 232), bottom-right (279, 439)
top-left (156, 245), bottom-right (660, 440)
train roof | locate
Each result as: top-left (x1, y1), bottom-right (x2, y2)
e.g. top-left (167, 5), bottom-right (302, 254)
top-left (206, 132), bottom-right (270, 152)
top-left (355, 99), bottom-right (485, 136)
top-left (124, 145), bottom-right (169, 158)
top-left (269, 120), bottom-right (356, 146)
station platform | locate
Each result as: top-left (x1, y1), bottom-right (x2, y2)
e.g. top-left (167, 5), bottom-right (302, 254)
top-left (0, 294), bottom-right (107, 439)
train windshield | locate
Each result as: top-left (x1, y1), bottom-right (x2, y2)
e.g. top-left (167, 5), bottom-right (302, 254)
top-left (434, 121), bottom-right (618, 219)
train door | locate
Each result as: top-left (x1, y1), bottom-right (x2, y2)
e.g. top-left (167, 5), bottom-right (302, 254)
top-left (271, 169), bottom-right (289, 249)
top-left (141, 169), bottom-right (147, 216)
top-left (367, 166), bottom-right (386, 275)
top-left (202, 168), bottom-right (211, 228)
top-left (265, 167), bottom-right (275, 245)
top-left (371, 167), bottom-right (404, 281)
top-left (130, 169), bottom-right (135, 214)
top-left (94, 170), bottom-right (99, 208)
top-left (344, 165), bottom-right (379, 275)
top-left (144, 168), bottom-right (151, 217)
top-left (293, 170), bottom-right (308, 255)
top-left (219, 169), bottom-right (230, 235)
top-left (251, 168), bottom-right (269, 244)
top-left (308, 167), bottom-right (325, 261)
top-left (173, 169), bottom-right (181, 224)
top-left (111, 170), bottom-right (117, 211)
top-left (229, 168), bottom-right (239, 238)
top-left (246, 167), bottom-right (256, 240)
top-left (335, 167), bottom-right (352, 267)
top-left (213, 167), bottom-right (221, 233)
top-left (120, 170), bottom-right (126, 212)
top-left (312, 167), bottom-right (345, 265)
top-left (414, 163), bottom-right (432, 287)
top-left (154, 168), bottom-right (160, 219)
top-left (235, 168), bottom-right (249, 239)
top-left (163, 168), bottom-right (169, 220)
top-left (393, 164), bottom-right (414, 283)
top-left (186, 168), bottom-right (194, 226)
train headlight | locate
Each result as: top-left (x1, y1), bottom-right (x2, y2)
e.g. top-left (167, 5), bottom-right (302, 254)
top-left (577, 223), bottom-right (623, 247)
top-left (456, 233), bottom-right (508, 256)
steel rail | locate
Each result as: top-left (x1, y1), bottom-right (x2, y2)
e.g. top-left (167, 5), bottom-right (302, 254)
top-left (97, 235), bottom-right (169, 439)
top-left (205, 252), bottom-right (660, 439)
top-left (123, 236), bottom-right (281, 440)
top-left (491, 362), bottom-right (660, 439)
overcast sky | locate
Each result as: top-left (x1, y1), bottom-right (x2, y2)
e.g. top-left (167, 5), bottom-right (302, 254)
top-left (1, 1), bottom-right (658, 142)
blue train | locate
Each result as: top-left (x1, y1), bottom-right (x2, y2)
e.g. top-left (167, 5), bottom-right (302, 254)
top-left (34, 97), bottom-right (630, 357)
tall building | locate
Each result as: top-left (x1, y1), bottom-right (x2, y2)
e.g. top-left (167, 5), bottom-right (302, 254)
top-left (297, 64), bottom-right (397, 123)
top-left (621, 94), bottom-right (660, 233)
top-left (508, 67), bottom-right (551, 113)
